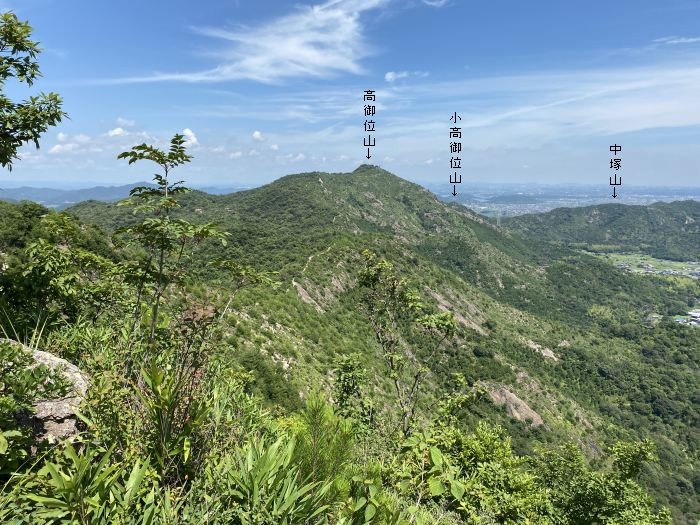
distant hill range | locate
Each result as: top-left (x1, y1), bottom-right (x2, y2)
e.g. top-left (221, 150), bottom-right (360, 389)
top-left (0, 182), bottom-right (248, 209)
top-left (0, 183), bottom-right (153, 209)
top-left (503, 200), bottom-right (700, 261)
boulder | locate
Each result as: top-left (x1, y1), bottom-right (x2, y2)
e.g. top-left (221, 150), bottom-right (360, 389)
top-left (4, 340), bottom-right (88, 442)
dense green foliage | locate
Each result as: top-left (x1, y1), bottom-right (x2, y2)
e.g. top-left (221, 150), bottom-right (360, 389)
top-left (64, 164), bottom-right (699, 523)
top-left (503, 200), bottom-right (700, 261)
top-left (1, 143), bottom-right (698, 525)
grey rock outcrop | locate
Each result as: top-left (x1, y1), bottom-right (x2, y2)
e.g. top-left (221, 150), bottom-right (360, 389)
top-left (31, 348), bottom-right (88, 441)
top-left (4, 340), bottom-right (89, 442)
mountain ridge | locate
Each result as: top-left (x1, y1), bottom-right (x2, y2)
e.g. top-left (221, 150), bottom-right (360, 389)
top-left (66, 166), bottom-right (700, 522)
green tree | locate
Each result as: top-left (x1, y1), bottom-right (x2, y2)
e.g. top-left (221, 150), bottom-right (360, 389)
top-left (293, 393), bottom-right (354, 488)
top-left (359, 250), bottom-right (456, 436)
top-left (533, 442), bottom-right (671, 524)
top-left (332, 353), bottom-right (374, 427)
top-left (116, 134), bottom-right (228, 348)
top-left (0, 12), bottom-right (66, 170)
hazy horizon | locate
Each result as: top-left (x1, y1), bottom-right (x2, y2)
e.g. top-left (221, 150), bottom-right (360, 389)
top-left (2, 169), bottom-right (699, 192)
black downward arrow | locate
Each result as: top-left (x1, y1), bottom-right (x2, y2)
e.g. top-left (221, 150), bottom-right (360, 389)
top-left (612, 187), bottom-right (618, 198)
top-left (366, 148), bottom-right (371, 159)
top-left (452, 185), bottom-right (457, 196)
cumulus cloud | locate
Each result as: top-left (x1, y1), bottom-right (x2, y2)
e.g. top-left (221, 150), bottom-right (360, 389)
top-left (248, 149), bottom-right (260, 156)
top-left (252, 130), bottom-right (264, 141)
top-left (49, 143), bottom-right (79, 154)
top-left (182, 128), bottom-right (199, 147)
top-left (107, 127), bottom-right (128, 137)
top-left (229, 151), bottom-right (243, 159)
top-left (56, 132), bottom-right (91, 144)
top-left (270, 144), bottom-right (279, 150)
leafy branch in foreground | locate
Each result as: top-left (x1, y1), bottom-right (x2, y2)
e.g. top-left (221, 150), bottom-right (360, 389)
top-left (0, 12), bottom-right (67, 170)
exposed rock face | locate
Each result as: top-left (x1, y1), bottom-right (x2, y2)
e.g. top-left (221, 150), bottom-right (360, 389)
top-left (525, 339), bottom-right (559, 362)
top-left (292, 279), bottom-right (324, 313)
top-left (425, 287), bottom-right (487, 335)
top-left (5, 340), bottom-right (89, 442)
top-left (31, 348), bottom-right (88, 441)
top-left (487, 384), bottom-right (544, 428)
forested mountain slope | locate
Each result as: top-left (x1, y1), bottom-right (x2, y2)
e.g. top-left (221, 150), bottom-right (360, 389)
top-left (66, 165), bottom-right (700, 522)
top-left (503, 200), bottom-right (700, 261)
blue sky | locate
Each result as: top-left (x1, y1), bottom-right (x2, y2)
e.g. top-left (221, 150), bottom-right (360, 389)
top-left (2, 0), bottom-right (700, 187)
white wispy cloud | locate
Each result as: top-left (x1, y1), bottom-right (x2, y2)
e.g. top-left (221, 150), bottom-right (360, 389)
top-left (229, 151), bottom-right (243, 159)
top-left (47, 133), bottom-right (100, 155)
top-left (270, 144), bottom-right (279, 151)
top-left (105, 0), bottom-right (389, 84)
top-left (116, 117), bottom-right (136, 127)
top-left (422, 0), bottom-right (449, 6)
top-left (193, 59), bottom-right (700, 179)
top-left (252, 130), bottom-right (264, 141)
top-left (182, 86), bottom-right (392, 124)
top-left (285, 153), bottom-right (306, 162)
top-left (384, 70), bottom-right (428, 82)
top-left (187, 60), bottom-right (700, 148)
top-left (56, 132), bottom-right (91, 144)
top-left (385, 71), bottom-right (409, 82)
top-left (653, 36), bottom-right (700, 45)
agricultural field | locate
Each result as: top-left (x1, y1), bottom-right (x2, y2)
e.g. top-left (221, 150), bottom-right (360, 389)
top-left (591, 251), bottom-right (700, 279)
